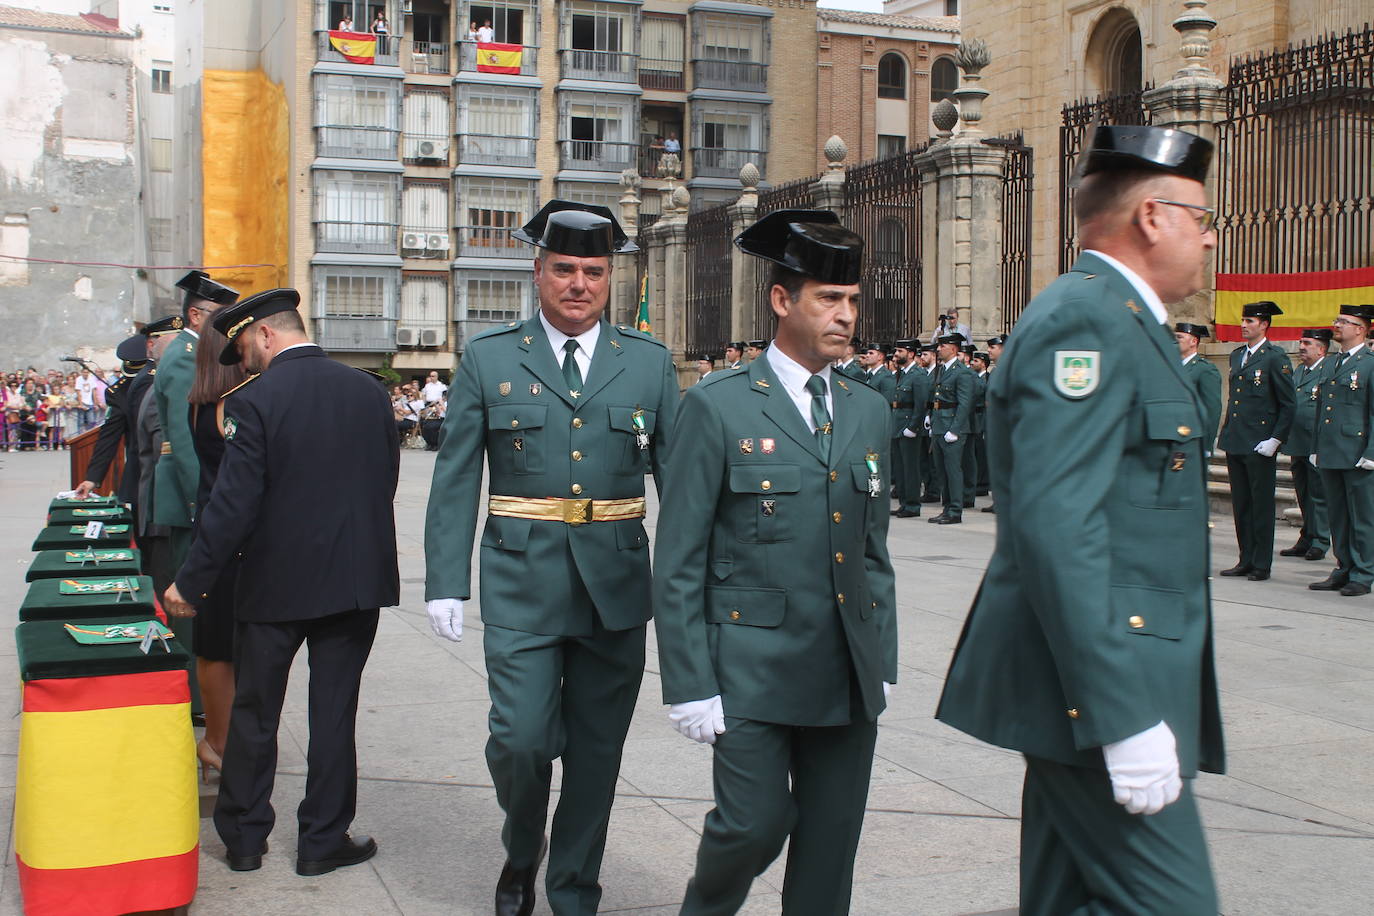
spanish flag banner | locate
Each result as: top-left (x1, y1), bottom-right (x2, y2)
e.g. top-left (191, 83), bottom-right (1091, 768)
top-left (1215, 267), bottom-right (1374, 342)
top-left (15, 670), bottom-right (198, 915)
top-left (636, 276), bottom-right (653, 335)
top-left (328, 29), bottom-right (377, 64)
top-left (477, 42), bottom-right (523, 74)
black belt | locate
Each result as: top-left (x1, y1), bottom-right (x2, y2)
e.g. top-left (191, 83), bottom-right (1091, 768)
top-left (930, 401), bottom-right (959, 409)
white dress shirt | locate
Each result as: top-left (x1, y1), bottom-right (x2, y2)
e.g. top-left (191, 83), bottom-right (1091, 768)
top-left (767, 344), bottom-right (832, 433)
top-left (540, 311), bottom-right (598, 382)
top-left (1083, 249), bottom-right (1168, 325)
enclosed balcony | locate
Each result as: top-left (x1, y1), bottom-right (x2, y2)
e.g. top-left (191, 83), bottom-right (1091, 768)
top-left (316, 30), bottom-right (399, 67)
top-left (692, 58), bottom-right (766, 92)
top-left (692, 147), bottom-right (765, 180)
top-left (558, 139), bottom-right (637, 172)
top-left (316, 317), bottom-right (398, 352)
top-left (560, 48), bottom-right (637, 83)
top-left (457, 41), bottom-right (539, 77)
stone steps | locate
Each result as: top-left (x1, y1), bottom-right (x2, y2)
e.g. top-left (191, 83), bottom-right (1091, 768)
top-left (1208, 449), bottom-right (1301, 527)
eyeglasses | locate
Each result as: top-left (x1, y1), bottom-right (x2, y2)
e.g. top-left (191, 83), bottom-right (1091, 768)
top-left (1151, 198), bottom-right (1216, 233)
top-left (1332, 317), bottom-right (1363, 328)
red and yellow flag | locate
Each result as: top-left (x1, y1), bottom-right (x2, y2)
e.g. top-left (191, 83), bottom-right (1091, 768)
top-left (15, 670), bottom-right (198, 915)
top-left (328, 30), bottom-right (377, 64)
top-left (477, 42), bottom-right (522, 74)
top-left (1215, 267), bottom-right (1374, 341)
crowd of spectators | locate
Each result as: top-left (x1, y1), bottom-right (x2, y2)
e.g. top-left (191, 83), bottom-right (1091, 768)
top-left (1, 364), bottom-right (115, 452)
top-left (391, 370), bottom-right (448, 451)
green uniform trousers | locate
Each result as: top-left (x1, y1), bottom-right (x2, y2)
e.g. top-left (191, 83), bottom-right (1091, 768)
top-left (1319, 467), bottom-right (1374, 587)
top-left (976, 432), bottom-right (990, 494)
top-left (1290, 457), bottom-right (1330, 552)
top-left (1020, 756), bottom-right (1217, 916)
top-left (1225, 452), bottom-right (1277, 571)
top-left (962, 437), bottom-right (978, 506)
top-left (484, 619), bottom-right (645, 915)
top-left (681, 716), bottom-right (877, 915)
top-left (932, 434), bottom-right (966, 517)
top-left (918, 434), bottom-right (938, 498)
top-left (893, 436), bottom-right (923, 513)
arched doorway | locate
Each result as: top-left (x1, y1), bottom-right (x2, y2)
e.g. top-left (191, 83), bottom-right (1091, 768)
top-left (1086, 7), bottom-right (1143, 95)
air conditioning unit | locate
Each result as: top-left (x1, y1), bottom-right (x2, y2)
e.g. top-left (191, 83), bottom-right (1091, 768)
top-left (396, 327), bottom-right (417, 346)
top-left (416, 139), bottom-right (449, 161)
top-left (402, 231), bottom-right (426, 250)
top-left (426, 232), bottom-right (451, 252)
top-left (419, 328), bottom-right (442, 347)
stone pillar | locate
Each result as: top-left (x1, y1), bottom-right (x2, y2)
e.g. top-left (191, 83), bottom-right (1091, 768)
top-left (616, 168), bottom-right (642, 327)
top-left (729, 163), bottom-right (760, 343)
top-left (812, 135), bottom-right (848, 216)
top-left (660, 186), bottom-right (691, 364)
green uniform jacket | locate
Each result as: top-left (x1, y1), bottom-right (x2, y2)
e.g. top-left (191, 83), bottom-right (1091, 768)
top-left (1314, 347), bottom-right (1374, 467)
top-left (1218, 340), bottom-right (1295, 453)
top-left (1282, 357), bottom-right (1330, 459)
top-left (891, 366), bottom-right (930, 438)
top-left (971, 371), bottom-right (988, 435)
top-left (859, 366), bottom-right (896, 403)
top-left (424, 318), bottom-right (678, 635)
top-left (1180, 355), bottom-right (1223, 450)
top-left (152, 329), bottom-right (201, 529)
top-left (937, 253), bottom-right (1224, 777)
top-left (834, 360), bottom-right (866, 383)
top-left (653, 357), bottom-right (898, 727)
top-left (929, 360), bottom-right (974, 437)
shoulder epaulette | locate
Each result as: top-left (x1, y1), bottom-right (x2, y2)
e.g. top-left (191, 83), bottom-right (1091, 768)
top-left (613, 326), bottom-right (668, 348)
top-left (356, 367), bottom-right (387, 385)
top-left (471, 323), bottom-right (524, 343)
top-left (221, 373), bottom-right (261, 398)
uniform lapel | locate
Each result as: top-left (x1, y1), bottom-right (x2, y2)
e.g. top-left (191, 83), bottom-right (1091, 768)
top-left (751, 357), bottom-right (824, 464)
top-left (1073, 254), bottom-right (1189, 390)
top-left (575, 321), bottom-right (627, 405)
top-left (517, 317), bottom-right (579, 409)
top-left (829, 374), bottom-right (859, 464)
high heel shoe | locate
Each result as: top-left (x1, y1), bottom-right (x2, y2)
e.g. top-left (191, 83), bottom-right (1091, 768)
top-left (197, 738), bottom-right (223, 783)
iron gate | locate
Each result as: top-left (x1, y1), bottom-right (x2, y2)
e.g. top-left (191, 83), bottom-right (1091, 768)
top-left (843, 142), bottom-right (927, 343)
top-left (1058, 87), bottom-right (1151, 272)
top-left (685, 203), bottom-right (733, 357)
top-left (986, 132), bottom-right (1035, 333)
top-left (750, 174), bottom-right (820, 339)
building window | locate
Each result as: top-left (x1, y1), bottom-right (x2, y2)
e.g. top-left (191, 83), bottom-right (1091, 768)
top-left (456, 177), bottom-right (536, 258)
top-left (556, 181), bottom-right (621, 211)
top-left (314, 265), bottom-right (401, 352)
top-left (457, 84), bottom-right (538, 166)
top-left (467, 1), bottom-right (533, 45)
top-left (151, 65), bottom-right (172, 94)
top-left (401, 181), bottom-right (450, 256)
top-left (559, 92), bottom-right (636, 171)
top-left (944, 0), bottom-right (958, 15)
top-left (400, 275), bottom-right (449, 345)
top-left (691, 100), bottom-right (767, 178)
top-left (878, 53), bottom-right (906, 100)
top-left (930, 57), bottom-right (958, 103)
top-left (458, 270), bottom-right (533, 333)
top-left (877, 134), bottom-right (905, 159)
top-left (313, 74), bottom-right (401, 160)
top-left (313, 169), bottom-right (401, 254)
top-left (403, 89), bottom-right (450, 162)
top-left (640, 14), bottom-right (685, 90)
top-left (692, 12), bottom-right (767, 91)
top-left (560, 1), bottom-right (636, 82)
top-left (149, 138), bottom-right (173, 172)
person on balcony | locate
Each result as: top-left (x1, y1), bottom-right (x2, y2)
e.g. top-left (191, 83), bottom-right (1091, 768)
top-left (477, 20), bottom-right (494, 43)
top-left (370, 12), bottom-right (388, 54)
top-left (664, 131), bottom-right (681, 155)
top-left (336, 14), bottom-right (353, 32)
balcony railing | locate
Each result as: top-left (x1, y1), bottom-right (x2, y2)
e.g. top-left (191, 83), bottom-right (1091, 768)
top-left (560, 48), bottom-right (637, 83)
top-left (639, 143), bottom-right (684, 177)
top-left (316, 31), bottom-right (399, 67)
top-left (639, 58), bottom-right (685, 91)
top-left (315, 220), bottom-right (400, 255)
top-left (692, 147), bottom-right (765, 179)
top-left (457, 41), bottom-right (539, 76)
top-left (317, 316), bottom-right (398, 352)
top-left (457, 226), bottom-right (526, 259)
top-left (692, 58), bottom-right (766, 92)
top-left (317, 126), bottom-right (399, 160)
top-left (407, 39), bottom-right (451, 75)
top-left (559, 139), bottom-right (637, 172)
top-left (458, 317), bottom-right (518, 350)
top-left (457, 134), bottom-right (537, 168)
top-left (401, 132), bottom-right (450, 164)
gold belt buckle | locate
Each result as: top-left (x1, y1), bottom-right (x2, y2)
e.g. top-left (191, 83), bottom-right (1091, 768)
top-left (562, 498), bottom-right (593, 526)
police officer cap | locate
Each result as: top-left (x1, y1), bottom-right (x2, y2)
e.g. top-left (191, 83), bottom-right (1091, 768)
top-left (143, 314), bottom-right (184, 337)
top-left (863, 342), bottom-right (885, 353)
top-left (972, 351), bottom-right (990, 362)
top-left (175, 270), bottom-right (240, 308)
top-left (728, 340), bottom-right (746, 351)
top-left (690, 351), bottom-right (714, 363)
top-left (986, 335), bottom-right (1006, 347)
top-left (961, 342), bottom-right (977, 354)
top-left (1300, 328), bottom-right (1334, 343)
top-left (1174, 322), bottom-right (1211, 339)
top-left (213, 288), bottom-right (302, 365)
top-left (895, 338), bottom-right (919, 351)
top-left (920, 343), bottom-right (938, 353)
top-left (115, 335), bottom-right (147, 363)
top-left (937, 332), bottom-right (966, 346)
top-left (747, 339), bottom-right (767, 349)
top-left (1241, 300), bottom-right (1283, 319)
top-left (1080, 125), bottom-right (1213, 184)
top-left (512, 199), bottom-right (638, 256)
top-left (1338, 304), bottom-right (1374, 321)
top-left (735, 209), bottom-right (864, 286)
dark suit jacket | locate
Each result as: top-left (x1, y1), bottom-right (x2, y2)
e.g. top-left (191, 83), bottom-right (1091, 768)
top-left (1282, 357), bottom-right (1329, 459)
top-left (176, 346), bottom-right (400, 621)
top-left (1314, 346), bottom-right (1374, 468)
top-left (1218, 339), bottom-right (1296, 452)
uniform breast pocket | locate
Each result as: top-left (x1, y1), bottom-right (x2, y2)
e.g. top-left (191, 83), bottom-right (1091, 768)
top-left (1130, 400), bottom-right (1202, 509)
top-left (728, 464), bottom-right (801, 543)
top-left (607, 406), bottom-right (656, 474)
top-left (487, 404), bottom-right (547, 475)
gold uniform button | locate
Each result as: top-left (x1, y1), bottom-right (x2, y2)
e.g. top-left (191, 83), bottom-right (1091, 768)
top-left (1067, 708), bottom-right (1080, 719)
top-left (572, 417), bottom-right (584, 428)
top-left (1129, 615), bottom-right (1145, 629)
top-left (1177, 425), bottom-right (1191, 437)
top-left (832, 511), bottom-right (842, 524)
top-left (836, 593), bottom-right (845, 604)
top-left (761, 480), bottom-right (772, 491)
top-left (571, 484), bottom-right (583, 495)
top-left (511, 419), bottom-right (519, 428)
top-left (829, 470), bottom-right (838, 482)
top-left (572, 451), bottom-right (583, 461)
top-left (835, 552), bottom-right (845, 564)
top-left (729, 610), bottom-right (741, 620)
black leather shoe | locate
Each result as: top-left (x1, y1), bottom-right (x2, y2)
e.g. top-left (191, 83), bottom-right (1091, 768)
top-left (927, 513), bottom-right (948, 524)
top-left (1246, 569), bottom-right (1270, 581)
top-left (228, 841), bottom-right (268, 872)
top-left (495, 836), bottom-right (547, 916)
top-left (1279, 543), bottom-right (1310, 557)
top-left (1339, 582), bottom-right (1371, 597)
top-left (980, 505), bottom-right (996, 514)
top-left (963, 500), bottom-right (976, 508)
top-left (1309, 576), bottom-right (1347, 591)
top-left (894, 509), bottom-right (920, 518)
top-left (1219, 563), bottom-right (1254, 577)
top-left (296, 834), bottom-right (377, 877)
top-left (1305, 548), bottom-right (1326, 561)
top-left (920, 494), bottom-right (941, 504)
top-left (934, 515), bottom-right (962, 525)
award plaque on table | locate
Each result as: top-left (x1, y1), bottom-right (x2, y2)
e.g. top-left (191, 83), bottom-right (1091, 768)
top-left (26, 548), bottom-right (142, 582)
top-left (47, 506), bottom-right (135, 527)
top-left (20, 576), bottom-right (159, 622)
top-left (30, 524), bottom-right (134, 552)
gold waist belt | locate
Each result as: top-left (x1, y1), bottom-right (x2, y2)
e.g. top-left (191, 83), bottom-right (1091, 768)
top-left (160, 442), bottom-right (172, 455)
top-left (488, 495), bottom-right (646, 526)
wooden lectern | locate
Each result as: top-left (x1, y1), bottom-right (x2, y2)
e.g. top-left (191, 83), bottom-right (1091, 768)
top-left (66, 426), bottom-right (123, 492)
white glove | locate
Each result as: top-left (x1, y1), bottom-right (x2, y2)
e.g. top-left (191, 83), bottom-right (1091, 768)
top-left (923, 416), bottom-right (931, 432)
top-left (1253, 438), bottom-right (1281, 458)
top-left (1310, 453), bottom-right (1319, 468)
top-left (1103, 721), bottom-right (1181, 816)
top-left (1358, 458), bottom-right (1374, 472)
top-left (668, 695), bottom-right (726, 744)
top-left (425, 598), bottom-right (463, 642)
top-left (944, 430), bottom-right (958, 443)
top-left (882, 681), bottom-right (893, 698)
top-left (901, 428), bottom-right (917, 439)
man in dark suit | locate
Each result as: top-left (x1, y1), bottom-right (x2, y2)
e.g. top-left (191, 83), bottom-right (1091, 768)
top-left (928, 332), bottom-right (974, 524)
top-left (165, 289), bottom-right (399, 877)
top-left (75, 333), bottom-right (152, 502)
top-left (1281, 328), bottom-right (1333, 561)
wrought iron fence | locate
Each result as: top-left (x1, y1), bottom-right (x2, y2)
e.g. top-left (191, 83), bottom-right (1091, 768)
top-left (685, 203), bottom-right (733, 357)
top-left (1217, 26), bottom-right (1374, 275)
top-left (1058, 86), bottom-right (1151, 272)
top-left (844, 142), bottom-right (929, 343)
top-left (986, 132), bottom-right (1035, 334)
top-left (750, 174), bottom-right (819, 339)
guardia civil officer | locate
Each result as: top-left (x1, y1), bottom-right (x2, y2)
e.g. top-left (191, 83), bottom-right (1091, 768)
top-left (654, 209), bottom-right (896, 914)
top-left (130, 315), bottom-right (182, 570)
top-left (833, 336), bottom-right (863, 380)
top-left (746, 339), bottom-right (766, 362)
top-left (916, 344), bottom-right (941, 502)
top-left (928, 332), bottom-right (974, 523)
top-left (970, 350), bottom-right (991, 499)
top-left (937, 125), bottom-right (1225, 914)
top-left (423, 201), bottom-right (678, 916)
top-left (1310, 305), bottom-right (1374, 596)
top-left (1218, 300), bottom-right (1296, 580)
top-left (165, 290), bottom-right (399, 877)
top-left (1281, 328), bottom-right (1333, 561)
top-left (858, 342), bottom-right (895, 400)
top-left (891, 338), bottom-right (928, 518)
top-left (1175, 322), bottom-right (1222, 452)
top-left (74, 332), bottom-right (152, 502)
top-left (725, 341), bottom-right (746, 370)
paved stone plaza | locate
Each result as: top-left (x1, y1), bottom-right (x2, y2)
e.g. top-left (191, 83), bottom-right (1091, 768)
top-left (1, 450), bottom-right (1370, 914)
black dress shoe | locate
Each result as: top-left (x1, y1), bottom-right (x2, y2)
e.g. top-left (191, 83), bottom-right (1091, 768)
top-left (1219, 563), bottom-right (1254, 577)
top-left (1305, 547), bottom-right (1326, 561)
top-left (934, 515), bottom-right (962, 525)
top-left (920, 494), bottom-right (941, 504)
top-left (227, 841), bottom-right (268, 872)
top-left (1279, 544), bottom-right (1310, 557)
top-left (1246, 569), bottom-right (1270, 581)
top-left (894, 508), bottom-right (920, 518)
top-left (1339, 582), bottom-right (1371, 597)
top-left (963, 500), bottom-right (976, 508)
top-left (296, 834), bottom-right (377, 877)
top-left (496, 836), bottom-right (548, 916)
top-left (980, 505), bottom-right (996, 514)
top-left (927, 513), bottom-right (948, 524)
top-left (1309, 576), bottom-right (1347, 591)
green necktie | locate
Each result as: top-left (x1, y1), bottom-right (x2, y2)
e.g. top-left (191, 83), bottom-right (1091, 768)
top-left (806, 374), bottom-right (832, 463)
top-left (562, 339), bottom-right (583, 394)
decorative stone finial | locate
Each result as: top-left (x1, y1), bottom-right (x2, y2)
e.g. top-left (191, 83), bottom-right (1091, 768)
top-left (656, 152), bottom-right (682, 181)
top-left (620, 168), bottom-right (640, 190)
top-left (824, 135), bottom-right (847, 170)
top-left (931, 98), bottom-right (959, 138)
top-left (1172, 0), bottom-right (1218, 79)
top-left (739, 162), bottom-right (760, 189)
top-left (671, 186), bottom-right (690, 212)
top-left (955, 39), bottom-right (990, 76)
top-left (952, 38), bottom-right (992, 135)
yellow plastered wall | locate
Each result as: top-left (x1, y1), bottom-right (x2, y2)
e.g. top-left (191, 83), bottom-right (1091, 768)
top-left (202, 70), bottom-right (289, 296)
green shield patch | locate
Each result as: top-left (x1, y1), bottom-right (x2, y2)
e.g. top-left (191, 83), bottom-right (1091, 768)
top-left (1054, 350), bottom-right (1100, 399)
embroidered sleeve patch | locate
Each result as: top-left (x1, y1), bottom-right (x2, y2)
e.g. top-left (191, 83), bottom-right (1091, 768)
top-left (1054, 351), bottom-right (1100, 399)
top-left (223, 416), bottom-right (238, 440)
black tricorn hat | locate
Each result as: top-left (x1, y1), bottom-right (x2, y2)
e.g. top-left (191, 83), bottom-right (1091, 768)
top-left (961, 342), bottom-right (977, 353)
top-left (175, 270), bottom-right (240, 309)
top-left (144, 313), bottom-right (184, 336)
top-left (1081, 125), bottom-right (1213, 184)
top-left (986, 335), bottom-right (1006, 347)
top-left (1300, 328), bottom-right (1334, 343)
top-left (512, 199), bottom-right (638, 255)
top-left (1339, 304), bottom-right (1374, 320)
top-left (747, 339), bottom-right (767, 349)
top-left (212, 288), bottom-right (302, 365)
top-left (937, 332), bottom-right (966, 346)
top-left (1174, 322), bottom-right (1211, 339)
top-left (919, 342), bottom-right (938, 353)
top-left (1241, 300), bottom-right (1283, 319)
top-left (727, 341), bottom-right (746, 351)
top-left (735, 209), bottom-right (864, 286)
top-left (972, 351), bottom-right (990, 362)
top-left (895, 338), bottom-right (919, 350)
top-left (115, 335), bottom-right (147, 363)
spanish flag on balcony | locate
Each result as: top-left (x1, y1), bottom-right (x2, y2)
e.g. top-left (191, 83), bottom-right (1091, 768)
top-left (477, 42), bottom-right (522, 74)
top-left (329, 29), bottom-right (377, 64)
top-left (1215, 267), bottom-right (1374, 341)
